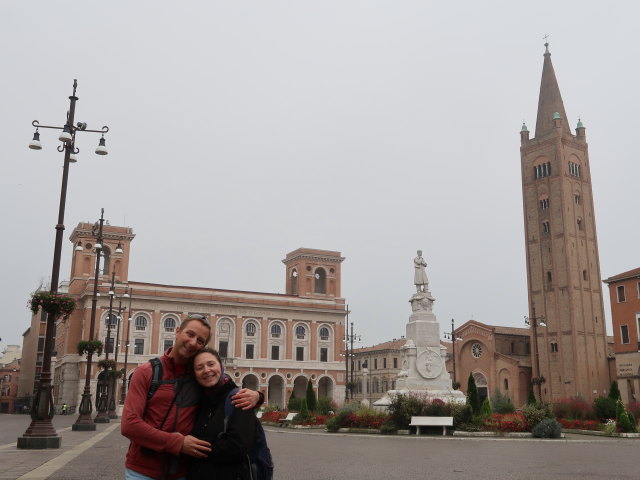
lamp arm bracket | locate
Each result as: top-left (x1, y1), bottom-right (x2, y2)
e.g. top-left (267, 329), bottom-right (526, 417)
top-left (32, 120), bottom-right (64, 131)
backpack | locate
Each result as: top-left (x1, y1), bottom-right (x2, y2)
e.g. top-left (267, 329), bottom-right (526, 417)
top-left (223, 387), bottom-right (274, 480)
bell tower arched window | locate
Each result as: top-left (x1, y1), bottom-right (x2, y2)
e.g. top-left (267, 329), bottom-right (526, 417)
top-left (314, 268), bottom-right (326, 294)
top-left (290, 269), bottom-right (298, 295)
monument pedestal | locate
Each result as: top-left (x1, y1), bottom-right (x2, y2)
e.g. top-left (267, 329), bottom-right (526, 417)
top-left (374, 283), bottom-right (466, 407)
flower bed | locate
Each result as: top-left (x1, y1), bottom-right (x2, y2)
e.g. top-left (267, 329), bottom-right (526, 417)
top-left (557, 418), bottom-right (601, 431)
top-left (482, 413), bottom-right (529, 433)
top-left (341, 412), bottom-right (390, 429)
top-left (260, 410), bottom-right (286, 423)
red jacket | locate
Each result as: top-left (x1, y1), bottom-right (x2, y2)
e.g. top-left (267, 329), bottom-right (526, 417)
top-left (121, 351), bottom-right (200, 479)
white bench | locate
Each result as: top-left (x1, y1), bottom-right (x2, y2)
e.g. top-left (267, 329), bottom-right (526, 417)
top-left (409, 416), bottom-right (454, 436)
top-left (278, 412), bottom-right (297, 425)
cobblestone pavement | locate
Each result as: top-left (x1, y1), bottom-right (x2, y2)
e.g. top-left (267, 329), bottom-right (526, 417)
top-left (1, 414), bottom-right (638, 480)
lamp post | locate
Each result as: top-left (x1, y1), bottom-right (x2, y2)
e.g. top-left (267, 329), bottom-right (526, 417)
top-left (109, 287), bottom-right (128, 418)
top-left (525, 303), bottom-right (546, 401)
top-left (120, 289), bottom-right (133, 405)
top-left (95, 272), bottom-right (116, 423)
top-left (18, 81), bottom-right (109, 448)
top-left (345, 321), bottom-right (361, 401)
top-left (444, 318), bottom-right (463, 386)
top-left (72, 209), bottom-right (108, 431)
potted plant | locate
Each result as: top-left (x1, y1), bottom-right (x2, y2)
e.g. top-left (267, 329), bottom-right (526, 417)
top-left (77, 339), bottom-right (104, 357)
top-left (28, 291), bottom-right (76, 319)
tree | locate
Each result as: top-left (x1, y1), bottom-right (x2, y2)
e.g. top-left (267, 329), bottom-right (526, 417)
top-left (528, 385), bottom-right (536, 405)
top-left (480, 397), bottom-right (492, 418)
top-left (609, 381), bottom-right (621, 401)
top-left (616, 399), bottom-right (637, 433)
top-left (306, 379), bottom-right (317, 413)
top-left (466, 372), bottom-right (480, 414)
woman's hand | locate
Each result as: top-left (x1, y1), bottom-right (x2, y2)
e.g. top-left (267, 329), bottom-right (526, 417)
top-left (181, 434), bottom-right (211, 458)
top-left (231, 388), bottom-right (261, 410)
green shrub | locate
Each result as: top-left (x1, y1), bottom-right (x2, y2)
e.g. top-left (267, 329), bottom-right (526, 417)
top-left (528, 385), bottom-right (536, 405)
top-left (326, 415), bottom-right (341, 432)
top-left (288, 395), bottom-right (302, 412)
top-left (388, 393), bottom-right (424, 429)
top-left (532, 418), bottom-right (562, 438)
top-left (593, 396), bottom-right (617, 421)
top-left (521, 402), bottom-right (553, 430)
top-left (423, 399), bottom-right (451, 417)
top-left (380, 419), bottom-right (397, 435)
top-left (450, 403), bottom-right (473, 430)
top-left (616, 400), bottom-right (637, 433)
top-left (305, 380), bottom-right (317, 413)
top-left (466, 373), bottom-right (480, 414)
top-left (491, 389), bottom-right (515, 414)
top-left (609, 381), bottom-right (621, 401)
top-left (316, 397), bottom-right (336, 415)
top-left (480, 397), bottom-right (492, 419)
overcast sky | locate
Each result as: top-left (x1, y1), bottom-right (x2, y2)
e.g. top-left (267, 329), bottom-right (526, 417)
top-left (1, 2), bottom-right (638, 351)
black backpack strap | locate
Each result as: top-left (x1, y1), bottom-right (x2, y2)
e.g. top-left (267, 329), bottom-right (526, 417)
top-left (147, 357), bottom-right (163, 402)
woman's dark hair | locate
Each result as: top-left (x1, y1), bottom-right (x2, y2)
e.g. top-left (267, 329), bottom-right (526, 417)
top-left (193, 347), bottom-right (222, 364)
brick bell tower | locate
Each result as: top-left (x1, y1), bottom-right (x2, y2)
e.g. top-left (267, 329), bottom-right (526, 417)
top-left (519, 43), bottom-right (610, 402)
top-left (282, 248), bottom-right (344, 298)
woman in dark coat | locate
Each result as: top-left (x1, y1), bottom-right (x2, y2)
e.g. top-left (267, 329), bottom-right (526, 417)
top-left (188, 348), bottom-right (255, 480)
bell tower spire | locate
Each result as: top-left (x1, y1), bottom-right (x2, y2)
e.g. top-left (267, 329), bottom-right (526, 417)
top-left (534, 42), bottom-right (570, 138)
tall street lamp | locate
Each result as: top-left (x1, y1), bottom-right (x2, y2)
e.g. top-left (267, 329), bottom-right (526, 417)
top-left (95, 271), bottom-right (116, 423)
top-left (120, 289), bottom-right (134, 405)
top-left (345, 321), bottom-right (360, 401)
top-left (525, 303), bottom-right (547, 401)
top-left (109, 286), bottom-right (128, 418)
top-left (72, 209), bottom-right (108, 431)
top-left (18, 81), bottom-right (109, 449)
top-left (444, 318), bottom-right (463, 386)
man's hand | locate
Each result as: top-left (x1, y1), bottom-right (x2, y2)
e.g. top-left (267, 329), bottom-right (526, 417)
top-left (231, 388), bottom-right (261, 410)
top-left (181, 434), bottom-right (211, 458)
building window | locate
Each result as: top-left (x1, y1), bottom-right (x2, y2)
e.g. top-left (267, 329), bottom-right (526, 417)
top-left (135, 315), bottom-right (147, 331)
top-left (383, 358), bottom-right (387, 369)
top-left (637, 282), bottom-right (640, 299)
top-left (471, 343), bottom-right (483, 358)
top-left (134, 339), bottom-right (144, 355)
top-left (314, 268), bottom-right (327, 294)
top-left (575, 194), bottom-right (581, 204)
top-left (163, 339), bottom-right (173, 352)
top-left (550, 342), bottom-right (558, 353)
top-left (577, 218), bottom-right (583, 230)
top-left (526, 342), bottom-right (531, 355)
top-left (534, 161), bottom-right (551, 179)
top-left (617, 285), bottom-right (626, 303)
top-left (105, 337), bottom-right (114, 354)
top-left (393, 358), bottom-right (398, 369)
top-left (374, 358), bottom-right (378, 370)
top-left (357, 360), bottom-right (361, 371)
top-left (504, 379), bottom-right (509, 390)
top-left (164, 317), bottom-right (176, 332)
top-left (583, 270), bottom-right (588, 281)
top-left (295, 325), bottom-right (306, 339)
top-left (539, 198), bottom-right (549, 210)
top-left (246, 344), bottom-right (254, 359)
top-left (270, 324), bottom-right (282, 338)
top-left (296, 346), bottom-right (304, 361)
top-left (546, 271), bottom-right (552, 284)
top-left (319, 327), bottom-right (330, 340)
top-left (271, 345), bottom-right (279, 360)
top-left (621, 325), bottom-right (630, 345)
top-left (219, 341), bottom-right (229, 358)
top-left (105, 314), bottom-right (118, 328)
top-left (542, 221), bottom-right (550, 234)
top-left (246, 322), bottom-right (257, 336)
top-left (569, 161), bottom-right (582, 178)
top-left (38, 336), bottom-right (45, 352)
top-left (320, 347), bottom-right (328, 362)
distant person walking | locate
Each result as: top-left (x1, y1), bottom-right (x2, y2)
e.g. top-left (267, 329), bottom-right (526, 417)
top-left (61, 403), bottom-right (68, 415)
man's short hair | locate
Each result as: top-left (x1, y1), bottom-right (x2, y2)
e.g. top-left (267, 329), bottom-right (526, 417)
top-left (179, 314), bottom-right (212, 343)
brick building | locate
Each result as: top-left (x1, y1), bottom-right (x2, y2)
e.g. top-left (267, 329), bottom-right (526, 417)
top-left (19, 221), bottom-right (349, 411)
top-left (1, 359), bottom-right (21, 413)
top-left (519, 43), bottom-right (611, 402)
top-left (604, 267), bottom-right (640, 403)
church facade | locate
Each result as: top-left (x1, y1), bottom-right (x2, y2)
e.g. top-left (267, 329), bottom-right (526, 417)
top-left (42, 222), bottom-right (347, 411)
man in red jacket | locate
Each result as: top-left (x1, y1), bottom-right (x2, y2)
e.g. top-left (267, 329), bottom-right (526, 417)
top-left (122, 314), bottom-right (261, 480)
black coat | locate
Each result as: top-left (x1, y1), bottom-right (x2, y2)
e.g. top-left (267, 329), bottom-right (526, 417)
top-left (187, 378), bottom-right (256, 480)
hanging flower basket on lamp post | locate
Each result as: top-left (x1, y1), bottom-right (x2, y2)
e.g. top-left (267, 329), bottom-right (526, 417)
top-left (77, 340), bottom-right (104, 357)
top-left (97, 359), bottom-right (116, 371)
top-left (28, 291), bottom-right (76, 320)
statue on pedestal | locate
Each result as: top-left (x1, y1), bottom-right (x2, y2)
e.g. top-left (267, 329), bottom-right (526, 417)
top-left (414, 250), bottom-right (429, 294)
